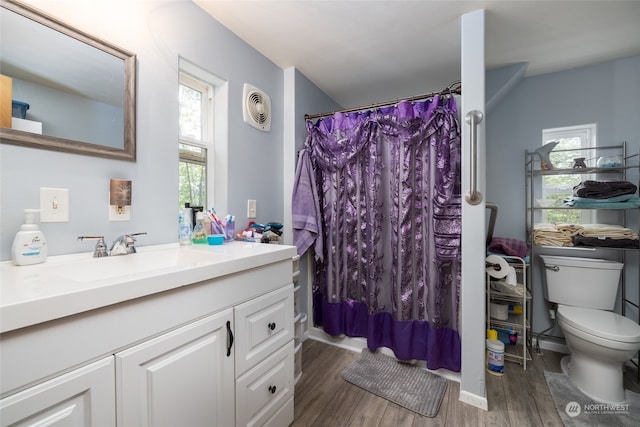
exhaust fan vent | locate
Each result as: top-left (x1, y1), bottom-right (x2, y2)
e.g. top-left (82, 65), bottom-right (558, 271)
top-left (243, 83), bottom-right (271, 132)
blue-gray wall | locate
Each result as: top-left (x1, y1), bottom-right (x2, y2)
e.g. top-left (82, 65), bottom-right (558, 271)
top-left (1, 0), bottom-right (287, 259)
top-left (486, 55), bottom-right (640, 337)
top-left (2, 0), bottom-right (637, 344)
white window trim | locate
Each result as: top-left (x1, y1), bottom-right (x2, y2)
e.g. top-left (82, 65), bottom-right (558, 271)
top-left (179, 58), bottom-right (228, 214)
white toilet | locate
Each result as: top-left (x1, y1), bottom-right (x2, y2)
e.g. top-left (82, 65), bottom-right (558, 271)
top-left (539, 255), bottom-right (640, 403)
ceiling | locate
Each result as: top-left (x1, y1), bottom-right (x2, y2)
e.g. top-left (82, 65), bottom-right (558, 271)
top-left (194, 0), bottom-right (640, 109)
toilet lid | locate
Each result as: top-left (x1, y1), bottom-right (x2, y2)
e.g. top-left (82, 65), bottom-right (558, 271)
top-left (558, 305), bottom-right (640, 343)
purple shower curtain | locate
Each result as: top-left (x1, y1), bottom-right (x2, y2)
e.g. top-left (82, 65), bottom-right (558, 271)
top-left (293, 96), bottom-right (461, 372)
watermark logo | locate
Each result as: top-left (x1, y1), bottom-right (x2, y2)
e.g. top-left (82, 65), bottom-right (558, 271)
top-left (564, 400), bottom-right (630, 418)
top-left (565, 401), bottom-right (581, 418)
top-left (583, 402), bottom-right (629, 416)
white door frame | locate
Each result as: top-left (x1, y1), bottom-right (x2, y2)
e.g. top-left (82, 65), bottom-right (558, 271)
top-left (459, 9), bottom-right (488, 410)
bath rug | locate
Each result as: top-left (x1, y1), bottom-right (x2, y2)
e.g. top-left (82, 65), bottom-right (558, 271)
top-left (341, 349), bottom-right (447, 417)
top-left (544, 371), bottom-right (640, 427)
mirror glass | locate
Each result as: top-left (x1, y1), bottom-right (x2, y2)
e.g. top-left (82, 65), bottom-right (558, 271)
top-left (0, 1), bottom-right (136, 161)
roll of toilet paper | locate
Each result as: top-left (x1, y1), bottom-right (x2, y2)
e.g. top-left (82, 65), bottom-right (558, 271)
top-left (505, 267), bottom-right (517, 285)
top-left (490, 302), bottom-right (509, 320)
top-left (485, 255), bottom-right (510, 279)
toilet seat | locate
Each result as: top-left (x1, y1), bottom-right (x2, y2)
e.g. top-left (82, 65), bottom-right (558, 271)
top-left (558, 305), bottom-right (640, 343)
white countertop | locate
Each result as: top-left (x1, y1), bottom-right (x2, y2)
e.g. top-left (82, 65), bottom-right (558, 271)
top-left (0, 241), bottom-right (297, 334)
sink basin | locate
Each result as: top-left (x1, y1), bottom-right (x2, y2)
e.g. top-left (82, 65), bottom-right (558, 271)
top-left (54, 248), bottom-right (223, 283)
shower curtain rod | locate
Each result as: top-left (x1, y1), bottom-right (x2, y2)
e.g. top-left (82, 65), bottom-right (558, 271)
top-left (304, 81), bottom-right (461, 121)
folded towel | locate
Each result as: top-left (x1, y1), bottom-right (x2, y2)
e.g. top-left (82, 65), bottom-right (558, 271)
top-left (574, 236), bottom-right (640, 249)
top-left (563, 194), bottom-right (640, 209)
top-left (533, 223), bottom-right (573, 247)
top-left (579, 224), bottom-right (638, 240)
top-left (555, 223), bottom-right (583, 236)
top-left (573, 180), bottom-right (637, 199)
top-left (533, 232), bottom-right (573, 247)
top-left (488, 237), bottom-right (529, 258)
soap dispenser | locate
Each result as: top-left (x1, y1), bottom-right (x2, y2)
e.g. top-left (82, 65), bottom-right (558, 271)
top-left (12, 209), bottom-right (48, 266)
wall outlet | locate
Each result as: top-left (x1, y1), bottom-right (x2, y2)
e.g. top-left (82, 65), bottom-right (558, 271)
top-left (109, 192), bottom-right (131, 221)
top-left (40, 187), bottom-right (69, 222)
top-left (247, 199), bottom-right (257, 218)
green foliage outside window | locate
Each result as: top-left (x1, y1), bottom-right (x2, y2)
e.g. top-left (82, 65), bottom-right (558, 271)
top-left (178, 80), bottom-right (208, 210)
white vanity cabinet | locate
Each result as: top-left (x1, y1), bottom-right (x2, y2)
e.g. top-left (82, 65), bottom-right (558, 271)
top-left (0, 243), bottom-right (297, 427)
top-left (234, 286), bottom-right (294, 426)
top-left (0, 357), bottom-right (115, 426)
top-left (115, 309), bottom-right (235, 427)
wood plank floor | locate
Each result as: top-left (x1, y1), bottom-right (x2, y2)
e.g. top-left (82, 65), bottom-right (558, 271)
top-left (292, 339), bottom-right (640, 427)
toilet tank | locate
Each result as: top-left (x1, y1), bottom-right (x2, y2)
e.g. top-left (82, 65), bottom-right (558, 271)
top-left (539, 255), bottom-right (623, 310)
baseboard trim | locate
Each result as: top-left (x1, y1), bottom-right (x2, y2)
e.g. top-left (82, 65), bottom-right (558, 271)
top-left (536, 336), bottom-right (569, 354)
top-left (459, 389), bottom-right (489, 411)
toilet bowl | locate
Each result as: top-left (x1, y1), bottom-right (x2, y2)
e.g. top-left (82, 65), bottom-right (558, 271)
top-left (539, 255), bottom-right (640, 404)
top-left (557, 305), bottom-right (640, 403)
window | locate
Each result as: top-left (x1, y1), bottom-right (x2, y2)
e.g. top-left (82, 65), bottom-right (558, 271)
top-left (179, 72), bottom-right (213, 210)
top-left (541, 124), bottom-right (596, 224)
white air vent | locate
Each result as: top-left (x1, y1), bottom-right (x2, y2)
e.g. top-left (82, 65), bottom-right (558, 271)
top-left (243, 83), bottom-right (271, 132)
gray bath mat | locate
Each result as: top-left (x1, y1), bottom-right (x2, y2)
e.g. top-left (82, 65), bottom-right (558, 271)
top-left (544, 371), bottom-right (640, 426)
top-left (341, 349), bottom-right (447, 417)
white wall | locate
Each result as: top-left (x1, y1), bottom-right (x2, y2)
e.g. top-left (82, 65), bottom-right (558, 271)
top-left (1, 0), bottom-right (285, 259)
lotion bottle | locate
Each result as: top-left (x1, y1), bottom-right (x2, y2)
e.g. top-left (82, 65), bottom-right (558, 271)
top-left (12, 209), bottom-right (48, 266)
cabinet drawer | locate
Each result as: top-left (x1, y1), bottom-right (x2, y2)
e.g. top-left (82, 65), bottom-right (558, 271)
top-left (235, 286), bottom-right (294, 375)
top-left (235, 341), bottom-right (294, 427)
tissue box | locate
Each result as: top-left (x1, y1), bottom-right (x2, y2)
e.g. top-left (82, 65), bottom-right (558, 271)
top-left (11, 117), bottom-right (42, 134)
top-left (12, 101), bottom-right (29, 119)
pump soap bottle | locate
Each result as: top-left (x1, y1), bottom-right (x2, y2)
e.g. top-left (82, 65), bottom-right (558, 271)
top-left (12, 209), bottom-right (48, 266)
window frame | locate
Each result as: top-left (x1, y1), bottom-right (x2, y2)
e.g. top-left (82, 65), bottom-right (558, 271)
top-left (178, 71), bottom-right (214, 209)
top-left (541, 123), bottom-right (597, 224)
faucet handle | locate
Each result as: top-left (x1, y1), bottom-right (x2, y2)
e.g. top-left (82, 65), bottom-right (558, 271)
top-left (78, 235), bottom-right (109, 257)
top-left (111, 232), bottom-right (146, 255)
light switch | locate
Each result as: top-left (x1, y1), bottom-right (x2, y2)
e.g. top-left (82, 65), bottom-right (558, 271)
top-left (247, 199), bottom-right (257, 218)
top-left (40, 187), bottom-right (69, 222)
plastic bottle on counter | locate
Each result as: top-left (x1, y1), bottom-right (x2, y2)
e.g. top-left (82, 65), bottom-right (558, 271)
top-left (179, 204), bottom-right (193, 246)
top-left (12, 209), bottom-right (48, 265)
top-left (192, 211), bottom-right (208, 244)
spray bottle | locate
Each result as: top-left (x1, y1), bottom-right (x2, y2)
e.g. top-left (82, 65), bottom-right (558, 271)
top-left (11, 209), bottom-right (48, 265)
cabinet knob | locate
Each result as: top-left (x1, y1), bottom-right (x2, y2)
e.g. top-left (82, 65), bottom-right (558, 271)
top-left (268, 385), bottom-right (277, 394)
top-left (268, 322), bottom-right (276, 331)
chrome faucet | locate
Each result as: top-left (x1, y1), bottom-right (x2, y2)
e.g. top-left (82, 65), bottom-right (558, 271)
top-left (78, 232), bottom-right (146, 257)
top-left (77, 235), bottom-right (109, 257)
top-left (110, 232), bottom-right (147, 256)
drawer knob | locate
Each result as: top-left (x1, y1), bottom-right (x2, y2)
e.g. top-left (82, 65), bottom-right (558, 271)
top-left (268, 322), bottom-right (276, 330)
top-left (268, 385), bottom-right (277, 394)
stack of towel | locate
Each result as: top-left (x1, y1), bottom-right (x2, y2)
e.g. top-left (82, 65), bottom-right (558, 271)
top-left (533, 223), bottom-right (574, 247)
top-left (533, 223), bottom-right (639, 248)
top-left (564, 180), bottom-right (640, 208)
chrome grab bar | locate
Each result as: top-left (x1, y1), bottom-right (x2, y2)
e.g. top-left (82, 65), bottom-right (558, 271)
top-left (464, 110), bottom-right (483, 205)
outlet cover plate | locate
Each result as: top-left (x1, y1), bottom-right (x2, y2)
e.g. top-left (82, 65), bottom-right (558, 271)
top-left (40, 187), bottom-right (69, 222)
top-left (108, 192), bottom-right (131, 221)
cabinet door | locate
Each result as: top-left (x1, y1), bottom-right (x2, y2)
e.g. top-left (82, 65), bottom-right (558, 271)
top-left (0, 357), bottom-right (115, 427)
top-left (116, 309), bottom-right (234, 427)
top-left (234, 286), bottom-right (294, 376)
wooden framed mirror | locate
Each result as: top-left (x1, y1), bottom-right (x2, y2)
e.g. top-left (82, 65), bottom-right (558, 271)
top-left (0, 0), bottom-right (136, 161)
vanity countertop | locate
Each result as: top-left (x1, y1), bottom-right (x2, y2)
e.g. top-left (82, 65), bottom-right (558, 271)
top-left (0, 242), bottom-right (297, 334)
